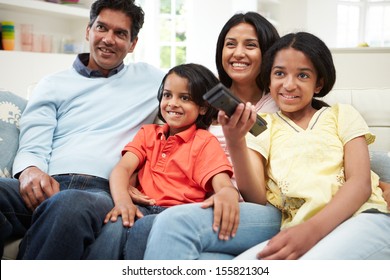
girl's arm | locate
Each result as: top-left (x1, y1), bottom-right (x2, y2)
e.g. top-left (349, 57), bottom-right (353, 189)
top-left (106, 152), bottom-right (143, 227)
top-left (259, 135), bottom-right (372, 259)
top-left (218, 103), bottom-right (268, 205)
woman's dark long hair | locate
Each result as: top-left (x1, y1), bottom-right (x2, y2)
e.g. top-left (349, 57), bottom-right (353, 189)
top-left (215, 12), bottom-right (280, 91)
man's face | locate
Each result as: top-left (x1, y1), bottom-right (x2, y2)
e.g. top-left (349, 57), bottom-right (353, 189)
top-left (86, 8), bottom-right (138, 76)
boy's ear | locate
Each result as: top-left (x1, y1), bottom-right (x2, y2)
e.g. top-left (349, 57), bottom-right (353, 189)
top-left (314, 78), bottom-right (324, 94)
top-left (199, 106), bottom-right (208, 115)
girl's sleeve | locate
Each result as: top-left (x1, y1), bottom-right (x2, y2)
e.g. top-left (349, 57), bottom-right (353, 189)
top-left (336, 104), bottom-right (376, 146)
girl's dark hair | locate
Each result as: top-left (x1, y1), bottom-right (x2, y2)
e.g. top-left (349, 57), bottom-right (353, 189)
top-left (261, 32), bottom-right (336, 109)
top-left (215, 12), bottom-right (280, 90)
top-left (157, 63), bottom-right (219, 130)
top-left (89, 0), bottom-right (144, 41)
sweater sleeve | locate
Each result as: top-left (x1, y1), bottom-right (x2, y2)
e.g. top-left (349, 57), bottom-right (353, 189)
top-left (12, 76), bottom-right (58, 177)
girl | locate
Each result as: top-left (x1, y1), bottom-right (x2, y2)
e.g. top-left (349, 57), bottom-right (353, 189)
top-left (225, 32), bottom-right (390, 259)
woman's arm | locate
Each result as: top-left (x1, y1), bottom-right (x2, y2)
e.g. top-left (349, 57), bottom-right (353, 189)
top-left (218, 103), bottom-right (268, 205)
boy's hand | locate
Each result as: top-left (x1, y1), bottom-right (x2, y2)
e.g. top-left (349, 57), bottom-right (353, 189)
top-left (105, 202), bottom-right (144, 227)
top-left (202, 186), bottom-right (240, 240)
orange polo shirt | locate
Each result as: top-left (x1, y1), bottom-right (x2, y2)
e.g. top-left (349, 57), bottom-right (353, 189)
top-left (122, 123), bottom-right (233, 207)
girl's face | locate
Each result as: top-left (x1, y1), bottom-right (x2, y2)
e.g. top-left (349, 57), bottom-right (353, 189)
top-left (222, 23), bottom-right (262, 86)
top-left (269, 48), bottom-right (323, 120)
top-left (160, 73), bottom-right (206, 136)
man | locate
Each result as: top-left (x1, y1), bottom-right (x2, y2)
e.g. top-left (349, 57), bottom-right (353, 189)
top-left (0, 0), bottom-right (163, 259)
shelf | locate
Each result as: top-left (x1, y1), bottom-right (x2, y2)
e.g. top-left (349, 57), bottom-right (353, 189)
top-left (0, 0), bottom-right (89, 19)
top-left (331, 47), bottom-right (390, 54)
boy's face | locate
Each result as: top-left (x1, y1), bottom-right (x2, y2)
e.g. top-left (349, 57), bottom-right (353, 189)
top-left (86, 8), bottom-right (138, 76)
top-left (160, 73), bottom-right (207, 136)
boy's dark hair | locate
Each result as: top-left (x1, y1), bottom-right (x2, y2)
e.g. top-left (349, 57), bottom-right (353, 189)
top-left (157, 63), bottom-right (219, 130)
top-left (89, 0), bottom-right (144, 41)
top-left (261, 32), bottom-right (336, 109)
top-left (215, 12), bottom-right (280, 91)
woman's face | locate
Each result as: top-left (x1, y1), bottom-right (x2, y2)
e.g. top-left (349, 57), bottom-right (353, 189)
top-left (222, 23), bottom-right (262, 86)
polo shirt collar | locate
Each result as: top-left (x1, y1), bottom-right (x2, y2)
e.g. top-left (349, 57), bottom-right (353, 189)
top-left (73, 53), bottom-right (124, 78)
top-left (157, 123), bottom-right (197, 142)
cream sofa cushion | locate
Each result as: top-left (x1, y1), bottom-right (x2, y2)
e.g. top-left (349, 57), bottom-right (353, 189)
top-left (323, 88), bottom-right (390, 151)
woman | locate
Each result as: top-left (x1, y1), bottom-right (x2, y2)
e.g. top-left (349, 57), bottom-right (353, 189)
top-left (143, 13), bottom-right (390, 260)
top-left (143, 12), bottom-right (282, 260)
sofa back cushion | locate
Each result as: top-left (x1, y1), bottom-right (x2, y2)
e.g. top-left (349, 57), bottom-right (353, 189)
top-left (0, 90), bottom-right (27, 177)
top-left (323, 88), bottom-right (390, 151)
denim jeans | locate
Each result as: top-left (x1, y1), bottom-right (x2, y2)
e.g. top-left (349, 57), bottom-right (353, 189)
top-left (0, 175), bottom-right (113, 259)
top-left (143, 202), bottom-right (281, 259)
top-left (235, 212), bottom-right (390, 259)
top-left (0, 178), bottom-right (32, 257)
top-left (83, 205), bottom-right (166, 259)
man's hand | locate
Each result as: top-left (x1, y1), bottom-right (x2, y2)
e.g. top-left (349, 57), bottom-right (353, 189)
top-left (18, 166), bottom-right (60, 210)
top-left (127, 185), bottom-right (156, 206)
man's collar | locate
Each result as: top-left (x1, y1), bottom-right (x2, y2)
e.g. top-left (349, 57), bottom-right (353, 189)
top-left (73, 53), bottom-right (124, 78)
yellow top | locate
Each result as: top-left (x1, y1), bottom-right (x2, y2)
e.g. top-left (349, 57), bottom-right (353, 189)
top-left (246, 104), bottom-right (389, 229)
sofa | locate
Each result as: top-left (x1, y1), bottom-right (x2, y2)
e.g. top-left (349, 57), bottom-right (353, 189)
top-left (1, 88), bottom-right (390, 260)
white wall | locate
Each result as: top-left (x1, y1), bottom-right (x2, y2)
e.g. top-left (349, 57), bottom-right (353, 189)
top-left (1, 0), bottom-right (390, 99)
top-left (0, 51), bottom-right (76, 98)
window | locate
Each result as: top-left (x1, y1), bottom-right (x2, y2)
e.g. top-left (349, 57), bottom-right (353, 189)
top-left (337, 0), bottom-right (390, 47)
top-left (159, 0), bottom-right (189, 70)
top-left (130, 0), bottom-right (190, 69)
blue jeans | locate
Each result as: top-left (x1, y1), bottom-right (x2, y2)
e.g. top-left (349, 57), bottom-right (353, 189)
top-left (0, 175), bottom-right (113, 259)
top-left (83, 205), bottom-right (165, 259)
top-left (143, 202), bottom-right (281, 259)
top-left (235, 212), bottom-right (390, 259)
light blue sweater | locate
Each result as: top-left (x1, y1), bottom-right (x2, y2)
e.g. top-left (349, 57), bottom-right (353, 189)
top-left (13, 62), bottom-right (164, 179)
